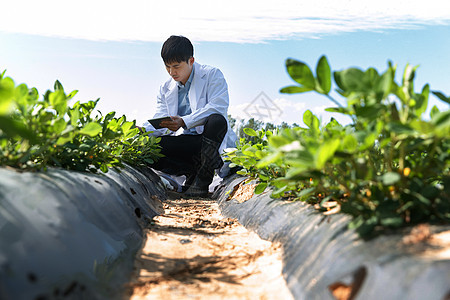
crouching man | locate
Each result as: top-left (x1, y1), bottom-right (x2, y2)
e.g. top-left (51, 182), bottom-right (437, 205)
top-left (142, 35), bottom-right (237, 197)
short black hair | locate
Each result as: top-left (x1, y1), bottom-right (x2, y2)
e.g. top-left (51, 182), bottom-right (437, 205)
top-left (161, 35), bottom-right (194, 64)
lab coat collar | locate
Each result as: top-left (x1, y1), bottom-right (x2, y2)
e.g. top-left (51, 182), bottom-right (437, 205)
top-left (188, 62), bottom-right (207, 111)
top-left (166, 62), bottom-right (207, 115)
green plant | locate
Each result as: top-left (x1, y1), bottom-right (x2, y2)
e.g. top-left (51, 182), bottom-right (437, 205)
top-left (225, 127), bottom-right (287, 194)
top-left (0, 71), bottom-right (161, 173)
top-left (225, 57), bottom-right (450, 237)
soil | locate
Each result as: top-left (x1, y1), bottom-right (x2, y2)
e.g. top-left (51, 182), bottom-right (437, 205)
top-left (126, 191), bottom-right (293, 300)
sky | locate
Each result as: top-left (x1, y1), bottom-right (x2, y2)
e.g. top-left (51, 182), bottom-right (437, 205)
top-left (1, 0), bottom-right (450, 130)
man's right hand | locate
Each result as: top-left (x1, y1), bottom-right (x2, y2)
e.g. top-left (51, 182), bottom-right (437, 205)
top-left (160, 116), bottom-right (185, 131)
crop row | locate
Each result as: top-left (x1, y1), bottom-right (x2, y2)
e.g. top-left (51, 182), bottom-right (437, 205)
top-left (0, 70), bottom-right (161, 173)
top-left (224, 57), bottom-right (450, 237)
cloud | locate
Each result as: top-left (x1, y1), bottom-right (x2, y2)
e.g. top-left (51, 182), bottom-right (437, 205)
top-left (1, 0), bottom-right (449, 43)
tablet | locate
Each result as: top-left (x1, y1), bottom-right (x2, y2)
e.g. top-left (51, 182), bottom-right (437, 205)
top-left (148, 116), bottom-right (172, 129)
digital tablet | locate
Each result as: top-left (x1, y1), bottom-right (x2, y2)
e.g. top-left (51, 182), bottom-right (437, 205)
top-left (148, 116), bottom-right (172, 129)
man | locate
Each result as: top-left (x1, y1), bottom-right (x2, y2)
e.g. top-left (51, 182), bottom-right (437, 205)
top-left (142, 35), bottom-right (237, 197)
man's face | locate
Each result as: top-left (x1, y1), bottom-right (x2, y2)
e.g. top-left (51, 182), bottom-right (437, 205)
top-left (165, 57), bottom-right (194, 85)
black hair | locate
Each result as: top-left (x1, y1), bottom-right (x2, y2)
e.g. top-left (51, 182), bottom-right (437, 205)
top-left (161, 35), bottom-right (194, 64)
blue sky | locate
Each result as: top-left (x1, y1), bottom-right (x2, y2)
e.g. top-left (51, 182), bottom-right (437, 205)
top-left (1, 0), bottom-right (449, 128)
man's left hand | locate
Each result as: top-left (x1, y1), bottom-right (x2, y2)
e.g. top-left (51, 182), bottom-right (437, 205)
top-left (160, 116), bottom-right (186, 131)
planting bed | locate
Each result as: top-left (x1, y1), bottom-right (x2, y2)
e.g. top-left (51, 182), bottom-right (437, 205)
top-left (214, 175), bottom-right (450, 300)
top-left (0, 166), bottom-right (165, 300)
top-left (1, 167), bottom-right (449, 300)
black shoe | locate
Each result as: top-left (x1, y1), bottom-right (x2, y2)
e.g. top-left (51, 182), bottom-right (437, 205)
top-left (183, 136), bottom-right (222, 198)
top-left (181, 185), bottom-right (191, 193)
top-left (183, 169), bottom-right (212, 198)
top-left (181, 172), bottom-right (197, 193)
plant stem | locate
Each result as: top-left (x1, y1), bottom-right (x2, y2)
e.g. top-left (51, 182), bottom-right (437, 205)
top-left (326, 94), bottom-right (344, 108)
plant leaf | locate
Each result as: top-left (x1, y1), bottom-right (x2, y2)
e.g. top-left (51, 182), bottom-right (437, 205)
top-left (414, 84), bottom-right (429, 117)
top-left (254, 182), bottom-right (267, 194)
top-left (0, 77), bottom-right (15, 114)
top-left (79, 122), bottom-right (102, 137)
top-left (303, 110), bottom-right (319, 130)
top-left (243, 127), bottom-right (257, 137)
top-left (316, 55), bottom-right (331, 94)
top-left (432, 91), bottom-right (450, 105)
top-left (285, 59), bottom-right (315, 89)
top-left (280, 85), bottom-right (314, 94)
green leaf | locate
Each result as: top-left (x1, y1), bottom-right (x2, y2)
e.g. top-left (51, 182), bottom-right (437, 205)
top-left (279, 85), bottom-right (314, 94)
top-left (254, 182), bottom-right (267, 194)
top-left (70, 109), bottom-right (80, 126)
top-left (316, 55), bottom-right (331, 94)
top-left (258, 174), bottom-right (269, 181)
top-left (79, 122), bottom-right (102, 137)
top-left (49, 90), bottom-right (68, 115)
top-left (298, 187), bottom-right (315, 198)
top-left (14, 84), bottom-right (29, 112)
top-left (56, 132), bottom-right (76, 145)
top-left (256, 151), bottom-right (283, 168)
top-left (0, 115), bottom-right (36, 141)
top-left (242, 148), bottom-right (256, 157)
top-left (354, 104), bottom-right (383, 121)
top-left (431, 110), bottom-right (450, 127)
top-left (0, 77), bottom-right (15, 114)
top-left (303, 110), bottom-right (319, 130)
top-left (236, 169), bottom-right (248, 175)
top-left (255, 150), bottom-right (264, 159)
top-left (335, 68), bottom-right (365, 92)
top-left (342, 134), bottom-right (358, 152)
top-left (380, 216), bottom-right (403, 227)
top-left (316, 138), bottom-right (340, 168)
top-left (285, 149), bottom-right (315, 167)
top-left (52, 118), bottom-right (67, 134)
top-left (362, 133), bottom-right (377, 150)
top-left (243, 127), bottom-right (257, 137)
top-left (375, 69), bottom-right (393, 99)
top-left (364, 68), bottom-right (379, 85)
top-left (430, 105), bottom-right (440, 118)
top-left (100, 164), bottom-right (109, 173)
top-left (381, 172), bottom-right (401, 185)
top-left (67, 90), bottom-right (79, 100)
top-left (54, 80), bottom-right (64, 91)
top-left (388, 122), bottom-right (414, 134)
top-left (272, 185), bottom-right (288, 197)
top-left (432, 91), bottom-right (450, 104)
top-left (285, 59), bottom-right (315, 89)
top-left (268, 135), bottom-right (290, 148)
top-left (325, 107), bottom-right (351, 115)
top-left (121, 121), bottom-right (134, 135)
top-left (285, 166), bottom-right (309, 179)
top-left (414, 84), bottom-right (429, 117)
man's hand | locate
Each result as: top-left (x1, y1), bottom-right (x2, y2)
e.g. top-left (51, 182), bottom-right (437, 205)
top-left (160, 116), bottom-right (186, 131)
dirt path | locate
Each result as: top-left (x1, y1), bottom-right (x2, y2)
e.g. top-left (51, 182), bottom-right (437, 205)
top-left (126, 192), bottom-right (293, 300)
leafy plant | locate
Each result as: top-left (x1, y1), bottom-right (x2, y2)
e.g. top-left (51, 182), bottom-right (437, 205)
top-left (0, 71), bottom-right (162, 173)
top-left (225, 56), bottom-right (450, 237)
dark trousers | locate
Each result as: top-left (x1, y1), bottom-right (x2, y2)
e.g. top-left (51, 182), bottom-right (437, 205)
top-left (151, 114), bottom-right (227, 177)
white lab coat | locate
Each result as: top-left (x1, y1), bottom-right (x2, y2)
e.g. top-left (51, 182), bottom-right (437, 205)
top-left (143, 62), bottom-right (237, 156)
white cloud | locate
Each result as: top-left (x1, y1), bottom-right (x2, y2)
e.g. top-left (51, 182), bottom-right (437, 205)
top-left (1, 0), bottom-right (449, 43)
